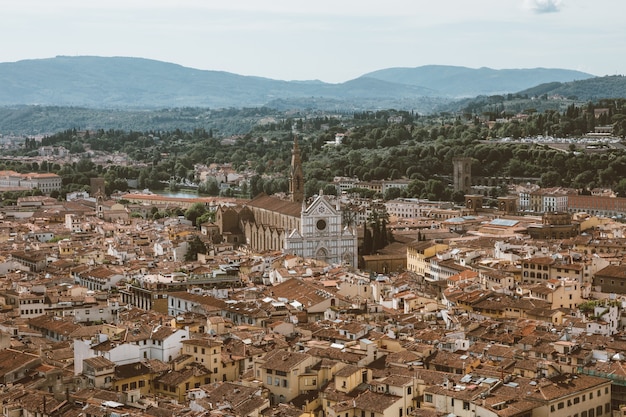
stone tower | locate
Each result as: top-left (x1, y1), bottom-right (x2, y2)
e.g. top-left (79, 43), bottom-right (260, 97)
top-left (90, 177), bottom-right (106, 219)
top-left (289, 136), bottom-right (304, 204)
top-left (497, 196), bottom-right (517, 215)
top-left (453, 157), bottom-right (472, 194)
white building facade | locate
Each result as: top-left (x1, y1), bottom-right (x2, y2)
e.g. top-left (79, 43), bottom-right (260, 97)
top-left (285, 193), bottom-right (358, 267)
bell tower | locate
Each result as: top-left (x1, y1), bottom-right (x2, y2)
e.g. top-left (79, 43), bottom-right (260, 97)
top-left (289, 136), bottom-right (304, 204)
top-left (90, 177), bottom-right (106, 219)
top-left (453, 157), bottom-right (472, 194)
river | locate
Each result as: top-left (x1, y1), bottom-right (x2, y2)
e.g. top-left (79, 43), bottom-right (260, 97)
top-left (151, 190), bottom-right (201, 198)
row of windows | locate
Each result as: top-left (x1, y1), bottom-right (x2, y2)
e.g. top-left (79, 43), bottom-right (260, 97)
top-left (119, 380), bottom-right (146, 391)
top-left (193, 356), bottom-right (218, 365)
top-left (551, 388), bottom-right (609, 412)
top-left (424, 392), bottom-right (609, 413)
top-left (266, 376), bottom-right (289, 387)
top-left (597, 279), bottom-right (626, 287)
top-left (524, 264), bottom-right (549, 270)
top-left (191, 346), bottom-right (218, 355)
top-left (134, 339), bottom-right (162, 346)
top-left (21, 309), bottom-right (43, 315)
top-left (266, 368), bottom-right (292, 376)
top-left (224, 313), bottom-right (256, 325)
top-left (154, 378), bottom-right (209, 391)
top-left (523, 271), bottom-right (549, 279)
top-left (563, 404), bottom-right (611, 417)
top-left (19, 299), bottom-right (43, 304)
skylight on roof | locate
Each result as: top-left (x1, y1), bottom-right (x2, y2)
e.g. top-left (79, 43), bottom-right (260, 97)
top-left (489, 219), bottom-right (519, 227)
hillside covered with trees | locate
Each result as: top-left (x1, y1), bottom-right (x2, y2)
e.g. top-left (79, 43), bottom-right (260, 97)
top-left (3, 97), bottom-right (626, 206)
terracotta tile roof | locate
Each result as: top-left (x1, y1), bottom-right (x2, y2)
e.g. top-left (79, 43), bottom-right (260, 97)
top-left (596, 264), bottom-right (626, 279)
top-left (70, 387), bottom-right (121, 404)
top-left (526, 256), bottom-right (555, 265)
top-left (124, 325), bottom-right (152, 342)
top-left (407, 241), bottom-right (442, 251)
top-left (379, 374), bottom-right (414, 386)
top-left (77, 404), bottom-right (108, 417)
top-left (150, 325), bottom-right (178, 341)
top-left (426, 383), bottom-right (490, 401)
top-left (156, 363), bottom-right (211, 386)
top-left (528, 374), bottom-right (609, 401)
top-left (181, 337), bottom-right (223, 348)
top-left (334, 364), bottom-right (361, 377)
top-left (142, 358), bottom-right (171, 373)
top-left (270, 278), bottom-right (334, 307)
top-left (386, 349), bottom-right (424, 365)
top-left (320, 380), bottom-right (354, 404)
top-left (351, 389), bottom-right (402, 413)
top-left (200, 381), bottom-right (266, 415)
top-left (514, 357), bottom-right (550, 372)
top-left (83, 265), bottom-right (122, 279)
top-left (262, 403), bottom-right (312, 417)
top-left (0, 389), bottom-right (64, 414)
top-left (309, 357), bottom-right (340, 371)
top-left (45, 346), bottom-right (74, 362)
top-left (114, 361), bottom-right (152, 379)
top-left (83, 356), bottom-right (115, 369)
top-left (0, 349), bottom-right (40, 379)
top-left (69, 324), bottom-right (108, 339)
top-left (259, 350), bottom-right (311, 372)
top-left (246, 193), bottom-right (302, 218)
top-left (167, 291), bottom-right (226, 309)
top-left (306, 346), bottom-right (363, 364)
top-left (28, 315), bottom-right (82, 337)
top-left (425, 350), bottom-right (472, 369)
top-left (483, 343), bottom-right (517, 359)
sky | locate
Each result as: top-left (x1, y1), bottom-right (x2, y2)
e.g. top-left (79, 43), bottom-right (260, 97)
top-left (2, 0), bottom-right (625, 83)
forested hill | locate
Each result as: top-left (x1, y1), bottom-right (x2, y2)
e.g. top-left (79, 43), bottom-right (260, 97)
top-left (0, 56), bottom-right (597, 111)
top-left (517, 75), bottom-right (626, 100)
top-left (436, 75), bottom-right (626, 115)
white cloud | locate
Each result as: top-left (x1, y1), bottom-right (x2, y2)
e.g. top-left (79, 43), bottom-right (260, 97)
top-left (524, 0), bottom-right (563, 13)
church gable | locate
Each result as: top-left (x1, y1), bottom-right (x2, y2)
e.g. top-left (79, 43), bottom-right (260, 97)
top-left (341, 226), bottom-right (357, 237)
top-left (303, 194), bottom-right (338, 217)
top-left (300, 194), bottom-right (341, 239)
top-left (216, 206), bottom-right (242, 234)
top-left (288, 229), bottom-right (302, 239)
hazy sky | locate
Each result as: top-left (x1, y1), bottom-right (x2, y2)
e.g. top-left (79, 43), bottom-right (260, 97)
top-left (2, 0), bottom-right (624, 83)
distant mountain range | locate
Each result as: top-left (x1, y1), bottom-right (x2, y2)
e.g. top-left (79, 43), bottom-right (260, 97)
top-left (362, 65), bottom-right (594, 97)
top-left (0, 56), bottom-right (600, 112)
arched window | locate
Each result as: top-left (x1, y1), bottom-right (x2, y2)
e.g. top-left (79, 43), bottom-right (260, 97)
top-left (316, 247), bottom-right (329, 261)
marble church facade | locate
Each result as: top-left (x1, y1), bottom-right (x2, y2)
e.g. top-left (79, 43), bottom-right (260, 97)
top-left (285, 192), bottom-right (358, 267)
top-left (215, 138), bottom-right (358, 267)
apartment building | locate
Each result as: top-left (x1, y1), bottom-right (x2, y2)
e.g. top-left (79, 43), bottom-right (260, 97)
top-left (254, 350), bottom-right (318, 404)
top-left (406, 241), bottom-right (449, 278)
top-left (181, 337), bottom-right (237, 383)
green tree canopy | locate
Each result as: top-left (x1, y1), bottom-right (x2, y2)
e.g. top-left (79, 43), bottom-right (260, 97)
top-left (184, 202), bottom-right (208, 226)
top-left (185, 235), bottom-right (207, 261)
